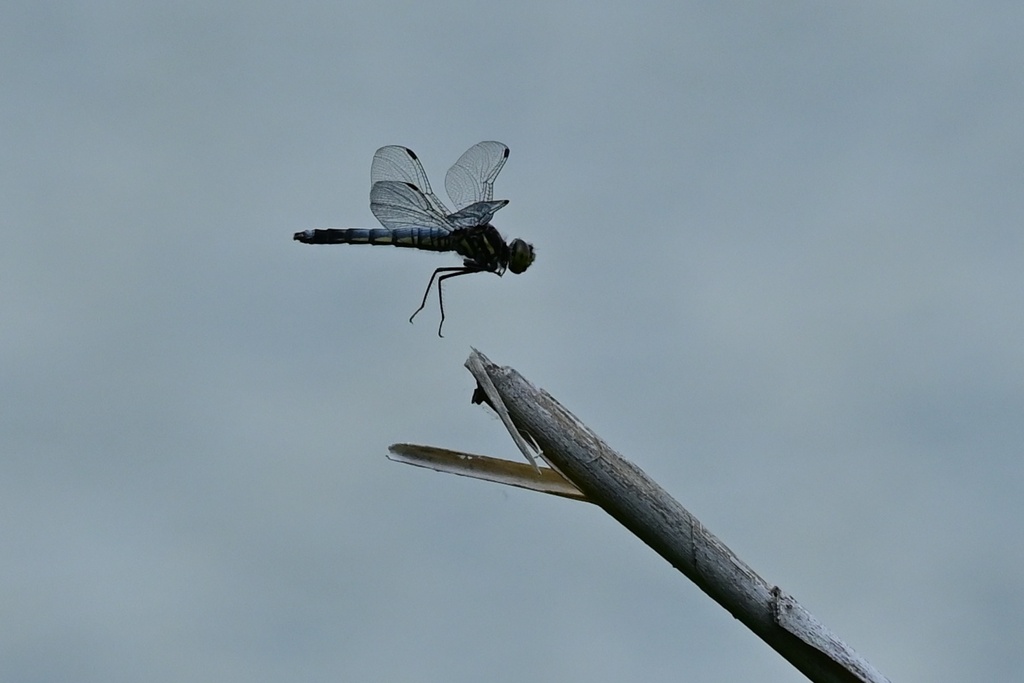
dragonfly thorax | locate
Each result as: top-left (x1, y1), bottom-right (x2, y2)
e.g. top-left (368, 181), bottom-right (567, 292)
top-left (451, 224), bottom-right (533, 276)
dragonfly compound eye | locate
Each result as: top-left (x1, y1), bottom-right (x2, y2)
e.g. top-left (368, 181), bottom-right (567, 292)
top-left (507, 239), bottom-right (535, 274)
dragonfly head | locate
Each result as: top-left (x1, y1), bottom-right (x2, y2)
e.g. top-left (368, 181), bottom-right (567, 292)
top-left (507, 239), bottom-right (535, 274)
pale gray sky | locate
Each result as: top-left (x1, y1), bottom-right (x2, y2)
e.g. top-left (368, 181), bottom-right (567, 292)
top-left (3, 3), bottom-right (1023, 681)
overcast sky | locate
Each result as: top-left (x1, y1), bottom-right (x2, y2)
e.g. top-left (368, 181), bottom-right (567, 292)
top-left (3, 3), bottom-right (1023, 682)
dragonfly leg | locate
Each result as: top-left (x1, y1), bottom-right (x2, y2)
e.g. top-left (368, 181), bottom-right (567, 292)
top-left (409, 267), bottom-right (470, 332)
top-left (433, 268), bottom-right (484, 337)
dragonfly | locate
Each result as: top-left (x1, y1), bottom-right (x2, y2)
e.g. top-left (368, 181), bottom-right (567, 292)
top-left (294, 141), bottom-right (535, 336)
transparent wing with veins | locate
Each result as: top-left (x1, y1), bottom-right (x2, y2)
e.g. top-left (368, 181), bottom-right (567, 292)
top-left (370, 181), bottom-right (456, 232)
top-left (445, 141), bottom-right (509, 209)
top-left (371, 145), bottom-right (452, 218)
top-left (369, 142), bottom-right (510, 232)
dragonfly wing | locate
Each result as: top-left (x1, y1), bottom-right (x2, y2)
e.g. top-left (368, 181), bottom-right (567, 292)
top-left (445, 141), bottom-right (509, 210)
top-left (447, 200), bottom-right (509, 229)
top-left (370, 180), bottom-right (455, 232)
top-left (371, 145), bottom-right (452, 217)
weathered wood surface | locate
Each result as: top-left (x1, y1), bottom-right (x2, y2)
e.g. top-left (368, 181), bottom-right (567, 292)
top-left (460, 349), bottom-right (890, 683)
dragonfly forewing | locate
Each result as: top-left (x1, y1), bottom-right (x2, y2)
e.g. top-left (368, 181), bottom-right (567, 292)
top-left (445, 141), bottom-right (509, 209)
top-left (446, 199), bottom-right (509, 229)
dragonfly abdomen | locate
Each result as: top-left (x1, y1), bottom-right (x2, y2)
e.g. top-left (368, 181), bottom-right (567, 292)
top-left (294, 227), bottom-right (453, 251)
